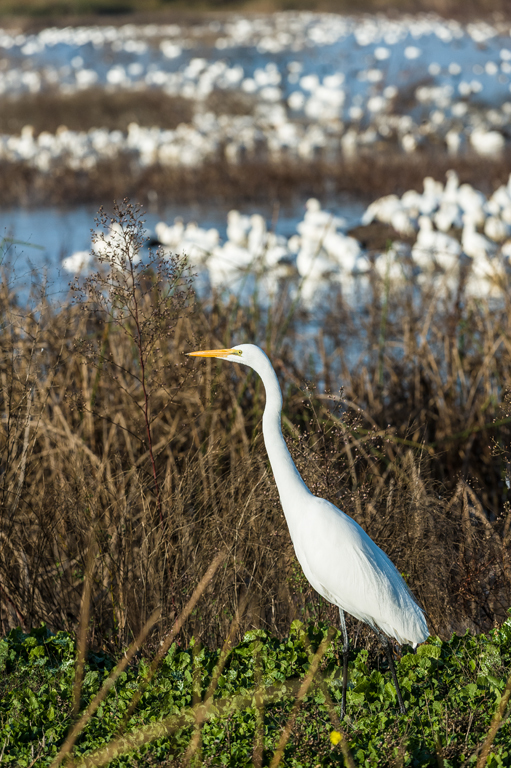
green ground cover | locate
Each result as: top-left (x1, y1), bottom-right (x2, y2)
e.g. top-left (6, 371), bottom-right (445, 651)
top-left (1, 618), bottom-right (510, 767)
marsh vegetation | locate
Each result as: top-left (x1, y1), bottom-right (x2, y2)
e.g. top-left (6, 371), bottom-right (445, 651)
top-left (1, 202), bottom-right (511, 765)
top-left (1, 202), bottom-right (510, 647)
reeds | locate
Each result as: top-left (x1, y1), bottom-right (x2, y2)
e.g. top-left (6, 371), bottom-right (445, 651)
top-left (0, 201), bottom-right (510, 652)
top-left (0, 0), bottom-right (509, 26)
top-left (1, 149), bottom-right (511, 208)
top-left (0, 89), bottom-right (195, 136)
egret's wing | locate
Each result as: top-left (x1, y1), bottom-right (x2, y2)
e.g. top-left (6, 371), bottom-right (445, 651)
top-left (293, 497), bottom-right (428, 646)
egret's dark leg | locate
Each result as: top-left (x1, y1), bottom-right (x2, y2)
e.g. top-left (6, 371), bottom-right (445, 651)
top-left (377, 631), bottom-right (406, 714)
top-left (339, 609), bottom-right (349, 720)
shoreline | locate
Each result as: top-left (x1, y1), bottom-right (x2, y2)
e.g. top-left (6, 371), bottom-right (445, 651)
top-left (2, 150), bottom-right (511, 208)
top-left (1, 2), bottom-right (511, 31)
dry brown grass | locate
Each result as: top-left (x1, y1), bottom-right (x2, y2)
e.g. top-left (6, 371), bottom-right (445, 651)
top-left (1, 0), bottom-right (511, 26)
top-left (0, 90), bottom-right (195, 136)
top-left (2, 149), bottom-right (511, 208)
top-left (0, 202), bottom-right (510, 652)
top-left (205, 89), bottom-right (257, 117)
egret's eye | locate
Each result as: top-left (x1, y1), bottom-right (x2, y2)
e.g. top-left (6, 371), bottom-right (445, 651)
top-left (232, 349), bottom-right (243, 357)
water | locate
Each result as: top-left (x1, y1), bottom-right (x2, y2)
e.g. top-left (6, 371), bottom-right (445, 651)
top-left (0, 195), bottom-right (367, 305)
top-left (2, 16), bottom-right (511, 117)
top-left (3, 15), bottom-right (511, 172)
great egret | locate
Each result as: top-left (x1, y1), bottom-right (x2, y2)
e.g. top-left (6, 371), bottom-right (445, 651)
top-left (188, 344), bottom-right (429, 717)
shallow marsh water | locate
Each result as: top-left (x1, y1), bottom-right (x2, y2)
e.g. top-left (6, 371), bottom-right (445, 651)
top-left (0, 195), bottom-right (367, 305)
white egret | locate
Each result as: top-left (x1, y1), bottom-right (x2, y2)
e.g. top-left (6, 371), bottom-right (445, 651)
top-left (188, 344), bottom-right (429, 717)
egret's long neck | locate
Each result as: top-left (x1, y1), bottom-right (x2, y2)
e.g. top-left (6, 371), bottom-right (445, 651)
top-left (257, 358), bottom-right (310, 515)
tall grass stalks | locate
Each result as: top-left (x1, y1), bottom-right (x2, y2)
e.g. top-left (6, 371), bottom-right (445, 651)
top-left (0, 202), bottom-right (510, 651)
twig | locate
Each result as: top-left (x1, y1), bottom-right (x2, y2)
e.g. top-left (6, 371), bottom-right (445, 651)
top-left (269, 627), bottom-right (335, 768)
top-left (68, 679), bottom-right (305, 768)
top-left (252, 645), bottom-right (264, 768)
top-left (120, 551), bottom-right (226, 728)
top-left (73, 539), bottom-right (97, 717)
top-left (50, 607), bottom-right (161, 768)
top-left (182, 589), bottom-right (250, 766)
top-left (475, 672), bottom-right (511, 768)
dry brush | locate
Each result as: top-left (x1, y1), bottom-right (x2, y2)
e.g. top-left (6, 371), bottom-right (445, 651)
top-left (0, 202), bottom-right (510, 651)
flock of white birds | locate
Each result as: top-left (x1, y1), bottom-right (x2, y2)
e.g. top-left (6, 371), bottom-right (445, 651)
top-left (2, 13), bottom-right (511, 171)
top-left (63, 170), bottom-right (511, 305)
top-left (5, 11), bottom-right (511, 306)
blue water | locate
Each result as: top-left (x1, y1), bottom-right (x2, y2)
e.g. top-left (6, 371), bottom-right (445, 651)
top-left (0, 196), bottom-right (366, 306)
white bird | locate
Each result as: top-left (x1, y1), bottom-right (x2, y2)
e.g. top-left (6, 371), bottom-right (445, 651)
top-left (490, 180), bottom-right (511, 211)
top-left (94, 221), bottom-right (141, 268)
top-left (155, 218), bottom-right (184, 248)
top-left (434, 202), bottom-right (462, 233)
top-left (457, 185), bottom-right (486, 227)
top-left (178, 222), bottom-right (219, 264)
top-left (62, 250), bottom-right (93, 274)
top-left (470, 128), bottom-right (505, 157)
top-left (501, 239), bottom-right (511, 261)
top-left (484, 216), bottom-right (511, 243)
top-left (411, 216), bottom-right (461, 271)
top-left (361, 194), bottom-right (402, 226)
top-left (390, 208), bottom-right (418, 238)
top-left (465, 253), bottom-right (507, 298)
top-left (295, 240), bottom-right (339, 306)
top-left (442, 169), bottom-right (460, 204)
top-left (322, 230), bottom-right (364, 272)
top-left (445, 129), bottom-right (463, 156)
top-left (301, 198), bottom-right (346, 233)
top-left (207, 241), bottom-right (253, 288)
top-left (462, 217), bottom-right (497, 260)
top-left (63, 222), bottom-right (141, 275)
top-left (263, 242), bottom-right (293, 269)
top-left (469, 252), bottom-right (505, 281)
top-left (226, 210), bottom-right (252, 247)
top-left (188, 344), bottom-right (429, 718)
top-left (419, 177), bottom-right (443, 216)
top-left (401, 189), bottom-right (423, 212)
top-left (296, 240), bottom-right (335, 281)
top-left (374, 244), bottom-right (411, 282)
top-left (247, 214), bottom-right (268, 257)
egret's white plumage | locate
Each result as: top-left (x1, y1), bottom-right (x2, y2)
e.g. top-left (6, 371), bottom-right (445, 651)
top-left (189, 343), bottom-right (429, 716)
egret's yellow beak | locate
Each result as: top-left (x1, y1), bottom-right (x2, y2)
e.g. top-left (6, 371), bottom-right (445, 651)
top-left (187, 348), bottom-right (238, 359)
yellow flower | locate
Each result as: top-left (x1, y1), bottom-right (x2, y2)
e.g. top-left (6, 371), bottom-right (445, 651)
top-left (330, 731), bottom-right (343, 746)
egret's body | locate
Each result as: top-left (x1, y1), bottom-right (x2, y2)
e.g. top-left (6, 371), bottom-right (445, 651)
top-left (188, 344), bottom-right (429, 716)
top-left (277, 493), bottom-right (426, 645)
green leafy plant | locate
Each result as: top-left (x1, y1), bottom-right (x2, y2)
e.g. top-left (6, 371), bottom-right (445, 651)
top-left (0, 615), bottom-right (510, 766)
